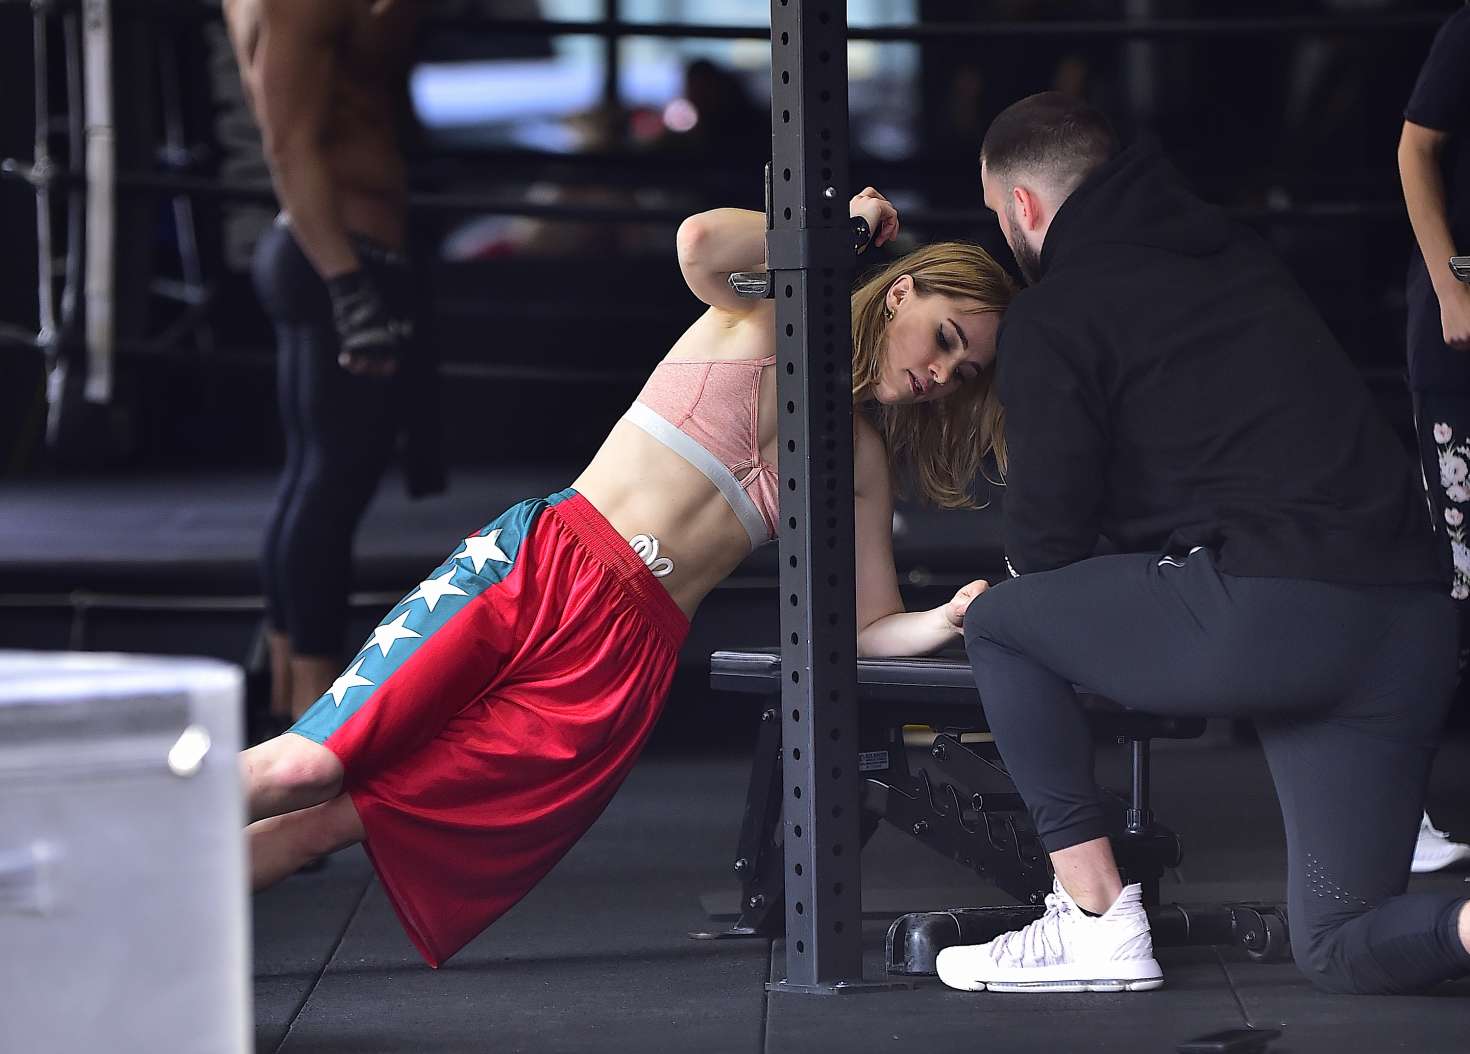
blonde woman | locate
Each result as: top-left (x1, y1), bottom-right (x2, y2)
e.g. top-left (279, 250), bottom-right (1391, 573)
top-left (240, 189), bottom-right (1017, 967)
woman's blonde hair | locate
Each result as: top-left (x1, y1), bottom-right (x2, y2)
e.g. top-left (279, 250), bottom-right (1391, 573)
top-left (850, 242), bottom-right (1017, 508)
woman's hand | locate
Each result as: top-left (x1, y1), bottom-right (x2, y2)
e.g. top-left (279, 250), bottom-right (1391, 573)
top-left (943, 578), bottom-right (990, 631)
top-left (851, 186), bottom-right (899, 251)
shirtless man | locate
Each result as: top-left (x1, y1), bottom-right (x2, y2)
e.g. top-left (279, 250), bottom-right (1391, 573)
top-left (226, 0), bottom-right (440, 726)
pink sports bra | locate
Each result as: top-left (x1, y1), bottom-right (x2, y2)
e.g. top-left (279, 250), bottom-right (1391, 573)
top-left (623, 355), bottom-right (780, 549)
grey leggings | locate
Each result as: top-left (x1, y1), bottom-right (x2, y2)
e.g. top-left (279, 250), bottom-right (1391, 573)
top-left (963, 550), bottom-right (1470, 994)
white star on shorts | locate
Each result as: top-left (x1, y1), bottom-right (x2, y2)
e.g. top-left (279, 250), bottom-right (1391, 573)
top-left (454, 529), bottom-right (511, 573)
top-left (405, 569), bottom-right (469, 612)
top-left (327, 658), bottom-right (374, 707)
top-left (365, 611), bottom-right (422, 657)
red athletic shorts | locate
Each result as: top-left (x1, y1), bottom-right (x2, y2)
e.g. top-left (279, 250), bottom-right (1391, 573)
top-left (290, 489), bottom-right (688, 966)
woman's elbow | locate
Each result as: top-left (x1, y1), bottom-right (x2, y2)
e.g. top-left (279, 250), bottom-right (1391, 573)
top-left (675, 215), bottom-right (710, 268)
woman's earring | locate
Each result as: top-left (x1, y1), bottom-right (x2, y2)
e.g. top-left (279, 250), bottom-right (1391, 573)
top-left (883, 307), bottom-right (894, 322)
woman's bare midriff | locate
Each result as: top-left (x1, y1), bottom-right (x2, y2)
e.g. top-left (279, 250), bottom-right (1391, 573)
top-left (572, 420), bottom-right (766, 621)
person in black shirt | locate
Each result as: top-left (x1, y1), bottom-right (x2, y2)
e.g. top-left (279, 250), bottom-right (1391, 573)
top-left (934, 92), bottom-right (1470, 997)
top-left (1399, 1), bottom-right (1470, 876)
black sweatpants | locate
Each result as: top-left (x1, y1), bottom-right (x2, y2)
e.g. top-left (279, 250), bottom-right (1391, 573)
top-left (252, 222), bottom-right (405, 657)
top-left (963, 550), bottom-right (1470, 994)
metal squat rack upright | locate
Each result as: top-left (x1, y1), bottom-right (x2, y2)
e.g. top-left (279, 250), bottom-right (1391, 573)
top-left (766, 0), bottom-right (900, 995)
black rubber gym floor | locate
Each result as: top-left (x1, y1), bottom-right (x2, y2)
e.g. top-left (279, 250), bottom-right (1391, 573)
top-left (253, 733), bottom-right (1470, 1054)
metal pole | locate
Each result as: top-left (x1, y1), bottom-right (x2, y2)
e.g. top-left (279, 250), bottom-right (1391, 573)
top-left (81, 0), bottom-right (114, 403)
top-left (768, 0), bottom-right (870, 993)
top-left (31, 2), bottom-right (56, 351)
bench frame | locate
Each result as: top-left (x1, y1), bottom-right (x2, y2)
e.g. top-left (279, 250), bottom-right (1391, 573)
top-left (704, 650), bottom-right (1292, 973)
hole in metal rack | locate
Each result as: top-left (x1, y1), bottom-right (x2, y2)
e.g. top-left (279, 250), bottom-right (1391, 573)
top-left (834, 881), bottom-right (845, 895)
top-left (783, 167), bottom-right (792, 181)
top-left (787, 439), bottom-right (796, 451)
top-left (796, 901), bottom-right (804, 915)
top-left (792, 708), bottom-right (801, 722)
top-left (791, 670), bottom-right (800, 684)
top-left (782, 110), bottom-right (790, 124)
top-left (781, 31), bottom-right (789, 44)
top-left (829, 728), bottom-right (840, 741)
top-left (788, 478), bottom-right (796, 491)
top-left (785, 284), bottom-right (794, 298)
top-left (783, 207), bottom-right (792, 220)
top-left (789, 593), bottom-right (798, 606)
top-left (832, 766), bottom-right (843, 780)
top-left (781, 71), bottom-right (790, 85)
top-left (785, 323), bottom-right (794, 336)
top-left (786, 363), bottom-right (794, 375)
top-left (797, 940), bottom-right (805, 954)
top-left (790, 632), bottom-right (799, 645)
top-left (789, 555), bottom-right (797, 568)
top-left (787, 400), bottom-right (795, 413)
top-left (794, 825), bottom-right (803, 839)
top-left (793, 747), bottom-right (802, 759)
top-left (827, 574), bottom-right (838, 588)
top-left (788, 516), bottom-right (797, 530)
top-left (833, 843), bottom-right (844, 857)
top-left (795, 862), bottom-right (803, 875)
top-left (834, 920), bottom-right (844, 934)
top-left (794, 786), bottom-right (802, 800)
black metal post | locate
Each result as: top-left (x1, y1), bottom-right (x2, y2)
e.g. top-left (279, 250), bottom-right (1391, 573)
top-left (767, 0), bottom-right (875, 993)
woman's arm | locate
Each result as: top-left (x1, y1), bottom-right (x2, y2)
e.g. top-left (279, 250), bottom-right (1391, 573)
top-left (675, 208), bottom-right (769, 312)
top-left (1399, 121), bottom-right (1470, 349)
top-left (852, 417), bottom-right (988, 657)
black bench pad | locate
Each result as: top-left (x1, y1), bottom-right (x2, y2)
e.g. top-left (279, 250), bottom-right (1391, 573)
top-left (710, 648), bottom-right (1206, 741)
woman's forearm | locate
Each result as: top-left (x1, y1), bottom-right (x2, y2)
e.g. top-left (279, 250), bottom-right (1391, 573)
top-left (1400, 134), bottom-right (1462, 296)
top-left (857, 605), bottom-right (960, 659)
top-left (676, 208), bottom-right (768, 277)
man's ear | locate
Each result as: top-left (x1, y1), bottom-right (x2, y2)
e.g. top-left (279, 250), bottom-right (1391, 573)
top-left (1012, 185), bottom-right (1047, 232)
top-left (885, 274), bottom-right (915, 312)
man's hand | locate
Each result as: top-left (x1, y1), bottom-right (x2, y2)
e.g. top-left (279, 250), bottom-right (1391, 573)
top-left (326, 270), bottom-right (406, 377)
top-left (1440, 281), bottom-right (1470, 350)
top-left (944, 578), bottom-right (990, 631)
top-left (850, 186), bottom-right (900, 252)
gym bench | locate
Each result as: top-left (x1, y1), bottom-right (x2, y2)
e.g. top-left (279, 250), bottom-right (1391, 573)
top-left (705, 648), bottom-right (1291, 974)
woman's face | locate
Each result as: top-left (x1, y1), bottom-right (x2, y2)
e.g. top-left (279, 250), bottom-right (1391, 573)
top-left (871, 277), bottom-right (1001, 405)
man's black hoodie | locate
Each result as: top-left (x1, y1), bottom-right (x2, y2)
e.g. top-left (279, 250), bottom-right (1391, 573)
top-left (996, 139), bottom-right (1440, 586)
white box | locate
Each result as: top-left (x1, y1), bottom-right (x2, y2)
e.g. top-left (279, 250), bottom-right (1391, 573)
top-left (0, 652), bottom-right (250, 1054)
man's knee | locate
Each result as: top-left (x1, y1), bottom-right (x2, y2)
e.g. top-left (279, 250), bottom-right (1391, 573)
top-left (962, 586), bottom-right (1004, 648)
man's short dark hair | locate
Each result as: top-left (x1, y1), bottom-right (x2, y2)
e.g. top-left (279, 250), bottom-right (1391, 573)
top-left (980, 92), bottom-right (1119, 199)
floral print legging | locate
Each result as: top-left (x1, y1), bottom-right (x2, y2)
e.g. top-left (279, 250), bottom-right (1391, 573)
top-left (1414, 393), bottom-right (1470, 670)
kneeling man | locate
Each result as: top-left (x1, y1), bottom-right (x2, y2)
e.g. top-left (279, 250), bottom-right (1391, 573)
top-left (943, 92), bottom-right (1470, 996)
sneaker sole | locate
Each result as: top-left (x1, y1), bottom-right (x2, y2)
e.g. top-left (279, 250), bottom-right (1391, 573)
top-left (937, 958), bottom-right (1163, 994)
top-left (980, 976), bottom-right (1164, 993)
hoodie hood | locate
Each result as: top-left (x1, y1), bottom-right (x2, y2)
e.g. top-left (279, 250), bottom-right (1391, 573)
top-left (1035, 137), bottom-right (1230, 280)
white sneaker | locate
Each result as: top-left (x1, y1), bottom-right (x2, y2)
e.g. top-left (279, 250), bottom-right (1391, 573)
top-left (1411, 813), bottom-right (1470, 874)
top-left (935, 880), bottom-right (1163, 993)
